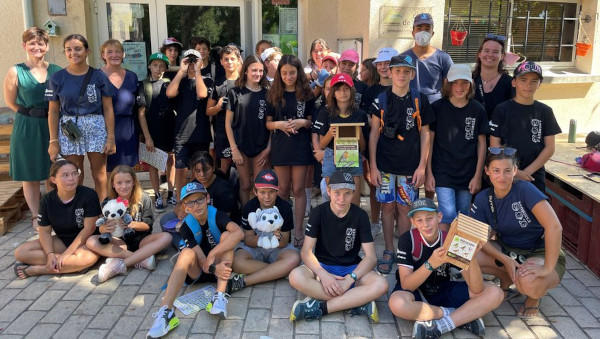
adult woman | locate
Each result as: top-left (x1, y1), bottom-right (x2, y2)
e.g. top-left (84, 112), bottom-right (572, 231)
top-left (14, 159), bottom-right (101, 278)
top-left (3, 27), bottom-right (61, 232)
top-left (472, 34), bottom-right (513, 120)
top-left (160, 37), bottom-right (183, 80)
top-left (225, 54), bottom-right (270, 205)
top-left (46, 34), bottom-right (116, 202)
top-left (360, 57), bottom-right (379, 87)
top-left (472, 148), bottom-right (565, 317)
top-left (266, 55), bottom-right (315, 245)
top-left (101, 39), bottom-right (144, 175)
top-left (87, 165), bottom-right (172, 283)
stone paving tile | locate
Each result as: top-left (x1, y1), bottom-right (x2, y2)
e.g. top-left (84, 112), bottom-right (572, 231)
top-left (23, 323), bottom-right (60, 339)
top-left (39, 300), bottom-right (80, 323)
top-left (28, 290), bottom-right (66, 311)
top-left (3, 310), bottom-right (45, 335)
top-left (268, 318), bottom-right (294, 339)
top-left (216, 319), bottom-right (244, 338)
top-left (552, 316), bottom-right (588, 337)
top-left (53, 314), bottom-right (93, 339)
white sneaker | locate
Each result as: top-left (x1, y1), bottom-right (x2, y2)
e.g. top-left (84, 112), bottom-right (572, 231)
top-left (135, 255), bottom-right (157, 270)
top-left (146, 305), bottom-right (179, 338)
top-left (209, 292), bottom-right (229, 318)
top-left (98, 257), bottom-right (127, 283)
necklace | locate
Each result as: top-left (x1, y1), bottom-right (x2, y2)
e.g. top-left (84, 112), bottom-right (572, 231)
top-left (481, 73), bottom-right (501, 91)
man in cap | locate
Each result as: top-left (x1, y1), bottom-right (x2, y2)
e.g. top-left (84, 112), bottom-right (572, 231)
top-left (146, 182), bottom-right (243, 338)
top-left (288, 170), bottom-right (388, 322)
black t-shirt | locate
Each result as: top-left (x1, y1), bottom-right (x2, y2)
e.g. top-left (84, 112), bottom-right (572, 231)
top-left (241, 196), bottom-right (294, 238)
top-left (179, 210), bottom-right (232, 255)
top-left (267, 92), bottom-right (315, 165)
top-left (353, 79), bottom-right (368, 108)
top-left (362, 83), bottom-right (391, 113)
top-left (313, 108), bottom-right (369, 150)
top-left (473, 73), bottom-right (513, 121)
top-left (305, 202), bottom-right (372, 266)
top-left (174, 76), bottom-right (214, 144)
top-left (38, 186), bottom-right (102, 246)
top-left (430, 98), bottom-right (488, 189)
top-left (373, 89), bottom-right (435, 175)
top-left (192, 176), bottom-right (241, 224)
top-left (395, 230), bottom-right (453, 294)
top-left (226, 86), bottom-right (270, 157)
top-left (211, 77), bottom-right (237, 139)
top-left (490, 100), bottom-right (562, 176)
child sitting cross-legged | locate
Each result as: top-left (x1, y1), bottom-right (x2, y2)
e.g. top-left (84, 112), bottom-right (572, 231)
top-left (388, 198), bottom-right (503, 339)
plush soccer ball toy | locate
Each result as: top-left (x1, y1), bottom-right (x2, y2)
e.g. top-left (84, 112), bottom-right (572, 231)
top-left (248, 206), bottom-right (284, 249)
top-left (96, 198), bottom-right (134, 244)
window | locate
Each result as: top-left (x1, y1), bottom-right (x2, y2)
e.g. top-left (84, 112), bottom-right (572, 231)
top-left (443, 0), bottom-right (579, 64)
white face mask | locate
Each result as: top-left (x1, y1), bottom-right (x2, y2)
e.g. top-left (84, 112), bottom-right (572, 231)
top-left (414, 31), bottom-right (432, 46)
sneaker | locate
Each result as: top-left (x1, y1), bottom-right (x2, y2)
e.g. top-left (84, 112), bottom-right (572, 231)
top-left (459, 318), bottom-right (486, 337)
top-left (146, 305), bottom-right (179, 338)
top-left (371, 222), bottom-right (383, 237)
top-left (226, 273), bottom-right (245, 294)
top-left (135, 255), bottom-right (157, 270)
top-left (98, 257), bottom-right (127, 283)
top-left (290, 297), bottom-right (323, 321)
top-left (167, 196), bottom-right (177, 206)
top-left (154, 197), bottom-right (165, 213)
top-left (349, 301), bottom-right (379, 322)
top-left (209, 292), bottom-right (229, 318)
top-left (412, 320), bottom-right (441, 339)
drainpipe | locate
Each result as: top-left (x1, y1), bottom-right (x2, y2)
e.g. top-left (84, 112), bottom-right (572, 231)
top-left (22, 0), bottom-right (34, 29)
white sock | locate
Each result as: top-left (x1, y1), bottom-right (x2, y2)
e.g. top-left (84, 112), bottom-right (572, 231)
top-left (434, 315), bottom-right (456, 334)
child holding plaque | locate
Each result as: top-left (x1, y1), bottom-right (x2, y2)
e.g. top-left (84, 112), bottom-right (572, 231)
top-left (388, 198), bottom-right (502, 339)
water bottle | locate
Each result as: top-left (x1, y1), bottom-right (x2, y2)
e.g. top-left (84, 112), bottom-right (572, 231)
top-left (568, 119), bottom-right (577, 143)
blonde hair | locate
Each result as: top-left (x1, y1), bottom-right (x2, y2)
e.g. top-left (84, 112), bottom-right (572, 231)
top-left (100, 39), bottom-right (124, 64)
top-left (108, 165), bottom-right (143, 217)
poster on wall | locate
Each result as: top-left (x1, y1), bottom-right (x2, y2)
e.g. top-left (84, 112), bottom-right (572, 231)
top-left (123, 42), bottom-right (147, 80)
top-left (379, 6), bottom-right (432, 39)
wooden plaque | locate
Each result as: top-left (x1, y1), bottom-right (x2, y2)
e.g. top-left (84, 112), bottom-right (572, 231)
top-left (442, 213), bottom-right (491, 270)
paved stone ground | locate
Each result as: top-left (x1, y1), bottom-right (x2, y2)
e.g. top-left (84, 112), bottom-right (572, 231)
top-left (0, 181), bottom-right (599, 338)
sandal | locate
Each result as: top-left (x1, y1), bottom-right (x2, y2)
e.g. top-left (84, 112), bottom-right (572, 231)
top-left (377, 249), bottom-right (395, 274)
top-left (517, 297), bottom-right (540, 318)
top-left (293, 237), bottom-right (304, 248)
top-left (14, 262), bottom-right (31, 279)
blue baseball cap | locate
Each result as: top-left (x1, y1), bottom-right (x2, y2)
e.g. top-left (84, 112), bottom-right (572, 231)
top-left (180, 182), bottom-right (207, 201)
top-left (407, 198), bottom-right (438, 217)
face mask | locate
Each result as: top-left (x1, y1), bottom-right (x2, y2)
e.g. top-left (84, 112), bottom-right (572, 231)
top-left (414, 31), bottom-right (432, 46)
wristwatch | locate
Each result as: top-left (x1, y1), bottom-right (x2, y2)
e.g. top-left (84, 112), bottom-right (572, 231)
top-left (424, 261), bottom-right (434, 271)
top-left (349, 272), bottom-right (358, 282)
top-left (209, 264), bottom-right (216, 274)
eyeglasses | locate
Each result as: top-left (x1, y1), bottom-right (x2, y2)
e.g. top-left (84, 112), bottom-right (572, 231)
top-left (486, 33), bottom-right (507, 42)
top-left (182, 195), bottom-right (207, 207)
top-left (488, 147), bottom-right (517, 156)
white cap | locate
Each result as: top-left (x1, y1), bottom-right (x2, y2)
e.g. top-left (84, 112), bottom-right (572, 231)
top-left (447, 64), bottom-right (473, 83)
top-left (373, 47), bottom-right (398, 64)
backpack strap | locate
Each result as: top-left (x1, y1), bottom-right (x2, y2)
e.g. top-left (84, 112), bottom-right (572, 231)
top-left (183, 205), bottom-right (222, 246)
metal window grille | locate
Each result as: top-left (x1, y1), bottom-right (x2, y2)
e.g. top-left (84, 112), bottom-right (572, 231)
top-left (443, 0), bottom-right (579, 64)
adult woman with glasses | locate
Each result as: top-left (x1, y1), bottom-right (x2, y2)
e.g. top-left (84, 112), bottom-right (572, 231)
top-left (472, 34), bottom-right (513, 120)
top-left (14, 159), bottom-right (101, 279)
top-left (471, 147), bottom-right (564, 318)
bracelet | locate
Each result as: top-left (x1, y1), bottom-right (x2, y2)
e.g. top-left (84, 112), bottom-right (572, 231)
top-left (49, 139), bottom-right (59, 144)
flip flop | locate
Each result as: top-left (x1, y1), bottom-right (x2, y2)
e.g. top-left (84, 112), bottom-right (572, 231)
top-left (517, 297), bottom-right (540, 318)
top-left (377, 249), bottom-right (395, 274)
top-left (14, 262), bottom-right (31, 279)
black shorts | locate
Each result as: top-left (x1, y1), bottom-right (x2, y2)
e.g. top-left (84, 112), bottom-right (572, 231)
top-left (174, 142), bottom-right (210, 169)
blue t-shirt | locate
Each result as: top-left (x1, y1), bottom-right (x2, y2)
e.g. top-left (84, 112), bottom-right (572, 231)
top-left (45, 68), bottom-right (116, 116)
top-left (470, 180), bottom-right (547, 249)
top-left (403, 49), bottom-right (453, 104)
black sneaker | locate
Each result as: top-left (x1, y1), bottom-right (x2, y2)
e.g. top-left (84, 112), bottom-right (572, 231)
top-left (349, 301), bottom-right (379, 322)
top-left (412, 320), bottom-right (441, 339)
top-left (458, 318), bottom-right (486, 337)
top-left (290, 297), bottom-right (323, 321)
top-left (226, 273), bottom-right (245, 294)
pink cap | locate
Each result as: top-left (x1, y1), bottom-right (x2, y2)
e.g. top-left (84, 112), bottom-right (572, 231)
top-left (330, 73), bottom-right (354, 88)
top-left (339, 49), bottom-right (359, 64)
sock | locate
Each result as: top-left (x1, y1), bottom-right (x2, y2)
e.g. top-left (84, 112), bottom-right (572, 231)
top-left (319, 301), bottom-right (328, 315)
top-left (440, 306), bottom-right (456, 317)
top-left (434, 315), bottom-right (456, 334)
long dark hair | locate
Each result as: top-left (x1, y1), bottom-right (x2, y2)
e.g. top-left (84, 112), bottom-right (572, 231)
top-left (267, 55), bottom-right (313, 108)
top-left (326, 83), bottom-right (357, 118)
top-left (472, 38), bottom-right (508, 78)
top-left (236, 54), bottom-right (267, 88)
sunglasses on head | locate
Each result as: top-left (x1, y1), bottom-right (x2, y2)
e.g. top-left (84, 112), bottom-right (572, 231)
top-left (488, 147), bottom-right (517, 155)
top-left (486, 33), bottom-right (507, 42)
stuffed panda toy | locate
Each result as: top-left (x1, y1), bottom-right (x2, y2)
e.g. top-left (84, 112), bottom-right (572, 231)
top-left (96, 198), bottom-right (134, 244)
top-left (248, 206), bottom-right (284, 249)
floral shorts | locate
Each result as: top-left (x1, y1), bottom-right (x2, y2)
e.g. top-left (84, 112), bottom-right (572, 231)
top-left (59, 114), bottom-right (107, 155)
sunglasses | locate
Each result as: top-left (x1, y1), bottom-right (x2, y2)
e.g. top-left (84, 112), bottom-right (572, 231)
top-left (182, 195), bottom-right (207, 207)
top-left (488, 147), bottom-right (517, 156)
top-left (485, 33), bottom-right (507, 42)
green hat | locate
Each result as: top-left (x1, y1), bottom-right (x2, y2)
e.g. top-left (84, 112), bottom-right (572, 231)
top-left (148, 53), bottom-right (169, 67)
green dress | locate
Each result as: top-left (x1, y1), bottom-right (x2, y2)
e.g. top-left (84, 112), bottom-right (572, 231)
top-left (9, 62), bottom-right (62, 181)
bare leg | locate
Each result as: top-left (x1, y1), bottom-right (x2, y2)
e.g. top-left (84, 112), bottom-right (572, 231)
top-left (88, 152), bottom-right (108, 202)
top-left (22, 181), bottom-right (41, 231)
top-left (233, 249), bottom-right (300, 286)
